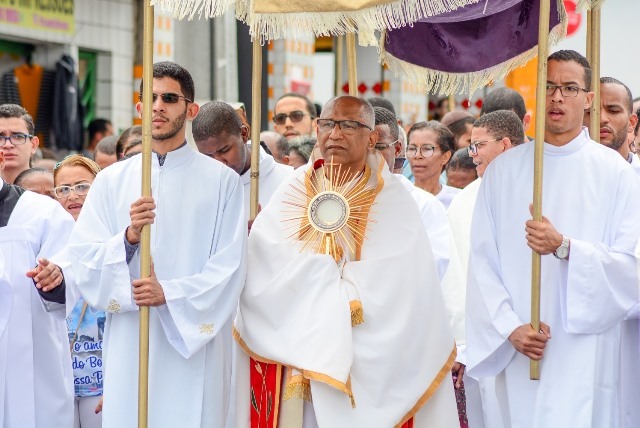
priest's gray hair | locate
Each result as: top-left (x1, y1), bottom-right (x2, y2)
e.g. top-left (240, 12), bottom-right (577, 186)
top-left (473, 110), bottom-right (525, 147)
top-left (323, 96), bottom-right (375, 129)
top-left (192, 101), bottom-right (243, 142)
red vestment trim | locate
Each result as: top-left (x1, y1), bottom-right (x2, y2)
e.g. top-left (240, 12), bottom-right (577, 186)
top-left (401, 418), bottom-right (414, 428)
top-left (250, 359), bottom-right (282, 428)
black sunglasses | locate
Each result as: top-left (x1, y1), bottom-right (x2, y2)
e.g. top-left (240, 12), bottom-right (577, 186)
top-left (273, 110), bottom-right (311, 125)
top-left (138, 93), bottom-right (192, 104)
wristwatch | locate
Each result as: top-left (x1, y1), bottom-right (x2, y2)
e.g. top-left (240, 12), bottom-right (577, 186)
top-left (553, 235), bottom-right (570, 259)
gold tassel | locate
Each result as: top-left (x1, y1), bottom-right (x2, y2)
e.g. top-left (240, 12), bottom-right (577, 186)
top-left (350, 300), bottom-right (364, 326)
top-left (283, 381), bottom-right (312, 402)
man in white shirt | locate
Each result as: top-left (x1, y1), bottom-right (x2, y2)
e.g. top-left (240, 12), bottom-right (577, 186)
top-left (234, 96), bottom-right (459, 427)
top-left (466, 50), bottom-right (640, 427)
top-left (0, 136), bottom-right (75, 427)
top-left (192, 101), bottom-right (291, 220)
top-left (68, 62), bottom-right (247, 428)
top-left (273, 93), bottom-right (317, 140)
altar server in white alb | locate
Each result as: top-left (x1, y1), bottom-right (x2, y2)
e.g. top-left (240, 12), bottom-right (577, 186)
top-left (68, 62), bottom-right (247, 428)
top-left (235, 96), bottom-right (459, 428)
top-left (466, 50), bottom-right (640, 427)
top-left (0, 104), bottom-right (76, 428)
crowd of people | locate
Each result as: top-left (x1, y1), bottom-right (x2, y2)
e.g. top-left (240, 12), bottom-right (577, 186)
top-left (1, 50), bottom-right (640, 428)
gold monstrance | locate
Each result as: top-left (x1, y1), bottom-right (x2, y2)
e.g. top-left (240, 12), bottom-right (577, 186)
top-left (281, 158), bottom-right (380, 326)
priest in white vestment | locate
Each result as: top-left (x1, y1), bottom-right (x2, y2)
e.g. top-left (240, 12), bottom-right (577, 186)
top-left (448, 110), bottom-right (524, 428)
top-left (234, 96), bottom-right (459, 427)
top-left (584, 77), bottom-right (640, 428)
top-left (68, 62), bottom-right (247, 428)
top-left (0, 109), bottom-right (75, 428)
top-left (0, 179), bottom-right (75, 428)
top-left (466, 51), bottom-right (640, 428)
top-left (192, 101), bottom-right (292, 220)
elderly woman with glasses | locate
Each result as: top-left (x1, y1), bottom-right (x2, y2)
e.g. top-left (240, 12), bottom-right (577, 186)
top-left (407, 121), bottom-right (459, 209)
top-left (53, 154), bottom-right (105, 428)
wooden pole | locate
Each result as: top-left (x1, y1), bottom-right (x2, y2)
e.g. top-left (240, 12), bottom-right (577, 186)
top-left (448, 93), bottom-right (456, 112)
top-left (530, 0), bottom-right (551, 381)
top-left (138, 0), bottom-right (153, 426)
top-left (335, 36), bottom-right (344, 97)
top-left (346, 33), bottom-right (357, 96)
top-left (250, 39), bottom-right (262, 220)
top-left (586, 10), bottom-right (592, 64)
top-left (589, 6), bottom-right (601, 143)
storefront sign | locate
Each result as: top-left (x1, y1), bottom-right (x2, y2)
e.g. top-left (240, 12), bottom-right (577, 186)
top-left (0, 0), bottom-right (74, 34)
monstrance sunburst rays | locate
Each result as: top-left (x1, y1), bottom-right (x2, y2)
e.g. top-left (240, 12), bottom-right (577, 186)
top-left (281, 160), bottom-right (377, 263)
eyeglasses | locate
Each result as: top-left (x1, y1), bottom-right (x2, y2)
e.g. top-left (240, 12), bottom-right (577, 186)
top-left (545, 84), bottom-right (588, 98)
top-left (138, 93), bottom-right (192, 104)
top-left (317, 119), bottom-right (372, 134)
top-left (468, 138), bottom-right (500, 155)
top-left (54, 183), bottom-right (92, 199)
top-left (0, 133), bottom-right (33, 145)
top-left (374, 140), bottom-right (399, 151)
top-left (406, 144), bottom-right (439, 158)
top-left (273, 111), bottom-right (312, 125)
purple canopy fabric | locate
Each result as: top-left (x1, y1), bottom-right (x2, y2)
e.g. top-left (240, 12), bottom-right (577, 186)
top-left (381, 0), bottom-right (567, 94)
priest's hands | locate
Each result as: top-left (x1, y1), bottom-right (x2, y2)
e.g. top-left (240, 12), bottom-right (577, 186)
top-left (126, 197), bottom-right (156, 245)
top-left (508, 323), bottom-right (551, 360)
top-left (26, 258), bottom-right (64, 292)
top-left (525, 204), bottom-right (563, 255)
top-left (451, 362), bottom-right (465, 389)
top-left (132, 260), bottom-right (166, 307)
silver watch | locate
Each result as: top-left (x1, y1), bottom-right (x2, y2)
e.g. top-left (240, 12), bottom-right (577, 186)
top-left (553, 235), bottom-right (570, 259)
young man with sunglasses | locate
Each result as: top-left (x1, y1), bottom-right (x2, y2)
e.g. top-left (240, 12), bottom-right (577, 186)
top-left (234, 96), bottom-right (459, 427)
top-left (68, 62), bottom-right (247, 428)
top-left (0, 115), bottom-right (76, 427)
top-left (466, 50), bottom-right (640, 427)
top-left (273, 92), bottom-right (317, 141)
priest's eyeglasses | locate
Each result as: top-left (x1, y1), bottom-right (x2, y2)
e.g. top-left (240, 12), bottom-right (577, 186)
top-left (138, 93), bottom-right (192, 104)
top-left (406, 144), bottom-right (438, 158)
top-left (317, 119), bottom-right (372, 134)
top-left (273, 111), bottom-right (312, 125)
top-left (54, 183), bottom-right (92, 199)
top-left (468, 139), bottom-right (500, 155)
top-left (545, 84), bottom-right (588, 97)
top-left (0, 133), bottom-right (33, 145)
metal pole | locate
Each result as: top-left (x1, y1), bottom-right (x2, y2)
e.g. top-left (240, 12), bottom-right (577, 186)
top-left (346, 33), bottom-right (357, 97)
top-left (250, 39), bottom-right (262, 220)
top-left (530, 0), bottom-right (551, 381)
top-left (138, 0), bottom-right (153, 426)
top-left (589, 6), bottom-right (601, 143)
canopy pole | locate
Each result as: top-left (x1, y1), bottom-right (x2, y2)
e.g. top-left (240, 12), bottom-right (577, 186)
top-left (138, 0), bottom-right (153, 426)
top-left (530, 0), bottom-right (551, 381)
top-left (346, 33), bottom-right (357, 96)
top-left (448, 93), bottom-right (455, 112)
top-left (335, 36), bottom-right (344, 97)
top-left (250, 39), bottom-right (262, 220)
top-left (588, 6), bottom-right (601, 143)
